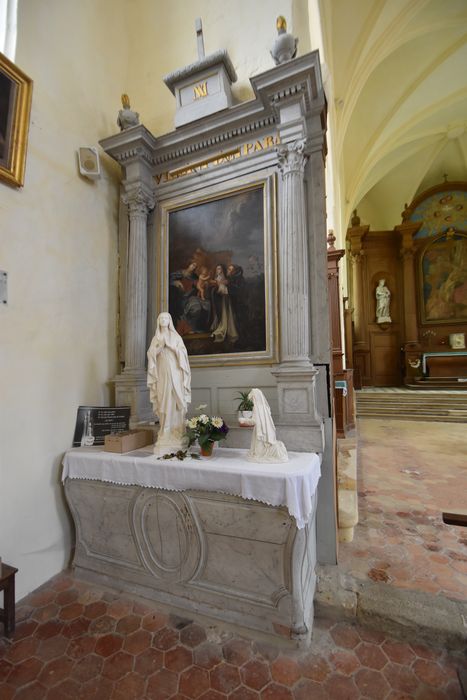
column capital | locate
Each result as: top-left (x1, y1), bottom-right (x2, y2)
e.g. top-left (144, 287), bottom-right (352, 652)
top-left (397, 223), bottom-right (420, 260)
top-left (122, 185), bottom-right (155, 216)
top-left (399, 246), bottom-right (414, 260)
top-left (276, 139), bottom-right (308, 176)
top-left (350, 250), bottom-right (364, 265)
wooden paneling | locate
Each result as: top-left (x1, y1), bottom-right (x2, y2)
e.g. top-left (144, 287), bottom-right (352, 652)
top-left (370, 332), bottom-right (401, 385)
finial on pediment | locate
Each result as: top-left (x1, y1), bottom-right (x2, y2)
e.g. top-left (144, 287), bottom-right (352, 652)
top-left (117, 94), bottom-right (140, 130)
top-left (443, 172), bottom-right (448, 183)
top-left (327, 229), bottom-right (336, 250)
top-left (401, 202), bottom-right (410, 221)
top-left (195, 17), bottom-right (205, 60)
top-left (351, 209), bottom-right (360, 227)
top-left (277, 15), bottom-right (287, 31)
top-left (271, 15), bottom-right (298, 65)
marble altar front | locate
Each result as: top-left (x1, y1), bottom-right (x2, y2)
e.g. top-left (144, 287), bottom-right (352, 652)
top-left (63, 447), bottom-right (320, 644)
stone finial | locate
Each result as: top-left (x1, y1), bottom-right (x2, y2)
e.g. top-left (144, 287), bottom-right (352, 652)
top-left (327, 229), bottom-right (336, 250)
top-left (117, 94), bottom-right (140, 131)
top-left (351, 209), bottom-right (360, 227)
top-left (271, 16), bottom-right (298, 65)
top-left (401, 202), bottom-right (410, 221)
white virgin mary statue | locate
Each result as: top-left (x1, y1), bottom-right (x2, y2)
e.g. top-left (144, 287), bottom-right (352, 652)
top-left (147, 312), bottom-right (191, 454)
top-left (247, 388), bottom-right (288, 463)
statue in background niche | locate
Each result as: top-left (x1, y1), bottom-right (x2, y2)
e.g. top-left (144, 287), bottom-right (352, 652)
top-left (271, 16), bottom-right (298, 65)
top-left (147, 313), bottom-right (191, 455)
top-left (247, 389), bottom-right (288, 463)
top-left (375, 279), bottom-right (392, 323)
top-left (117, 94), bottom-right (140, 131)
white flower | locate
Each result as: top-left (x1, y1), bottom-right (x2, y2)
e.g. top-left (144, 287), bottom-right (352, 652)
top-left (187, 417), bottom-right (198, 429)
top-left (199, 414), bottom-right (209, 424)
top-left (212, 417), bottom-right (223, 428)
top-left (195, 404), bottom-right (208, 411)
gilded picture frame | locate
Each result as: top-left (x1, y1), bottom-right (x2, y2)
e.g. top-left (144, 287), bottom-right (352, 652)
top-left (0, 51), bottom-right (33, 187)
top-left (157, 173), bottom-right (278, 367)
top-left (419, 229), bottom-right (467, 324)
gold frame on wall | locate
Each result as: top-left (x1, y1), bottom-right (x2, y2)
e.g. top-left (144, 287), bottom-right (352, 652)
top-left (0, 52), bottom-right (33, 187)
top-left (156, 173), bottom-right (279, 367)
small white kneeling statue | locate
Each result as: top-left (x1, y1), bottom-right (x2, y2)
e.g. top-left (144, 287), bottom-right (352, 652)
top-left (247, 388), bottom-right (288, 463)
top-left (147, 312), bottom-right (191, 454)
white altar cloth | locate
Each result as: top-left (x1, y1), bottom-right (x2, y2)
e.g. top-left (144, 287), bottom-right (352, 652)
top-left (62, 446), bottom-right (321, 529)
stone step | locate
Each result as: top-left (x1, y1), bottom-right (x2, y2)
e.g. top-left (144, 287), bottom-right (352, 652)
top-left (356, 414), bottom-right (466, 423)
top-left (356, 400), bottom-right (467, 408)
top-left (356, 406), bottom-right (467, 414)
top-left (357, 402), bottom-right (467, 411)
top-left (356, 394), bottom-right (467, 402)
top-left (355, 389), bottom-right (467, 421)
top-left (357, 397), bottom-right (467, 404)
top-left (357, 410), bottom-right (467, 416)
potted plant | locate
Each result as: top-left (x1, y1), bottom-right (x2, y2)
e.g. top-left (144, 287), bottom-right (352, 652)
top-left (186, 413), bottom-right (229, 458)
top-left (237, 391), bottom-right (255, 427)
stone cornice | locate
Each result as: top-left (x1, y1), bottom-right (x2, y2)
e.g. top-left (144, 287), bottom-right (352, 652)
top-left (153, 114), bottom-right (276, 166)
top-left (99, 125), bottom-right (158, 166)
top-left (99, 51), bottom-right (326, 172)
top-left (163, 49), bottom-right (237, 93)
top-left (153, 53), bottom-right (325, 168)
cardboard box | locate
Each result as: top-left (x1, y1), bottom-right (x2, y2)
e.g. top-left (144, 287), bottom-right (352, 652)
top-left (104, 429), bottom-right (154, 453)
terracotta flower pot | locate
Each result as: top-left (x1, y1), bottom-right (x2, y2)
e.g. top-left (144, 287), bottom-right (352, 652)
top-left (200, 442), bottom-right (215, 458)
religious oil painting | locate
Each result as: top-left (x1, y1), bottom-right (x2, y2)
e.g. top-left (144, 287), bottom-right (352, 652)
top-left (160, 178), bottom-right (278, 366)
top-left (0, 52), bottom-right (33, 187)
top-left (420, 230), bottom-right (467, 324)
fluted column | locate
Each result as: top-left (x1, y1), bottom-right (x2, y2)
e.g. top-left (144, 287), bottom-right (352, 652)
top-left (122, 187), bottom-right (155, 371)
top-left (272, 139), bottom-right (320, 429)
top-left (276, 139), bottom-right (312, 365)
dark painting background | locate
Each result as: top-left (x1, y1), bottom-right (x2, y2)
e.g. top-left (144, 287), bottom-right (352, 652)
top-left (0, 72), bottom-right (14, 166)
top-left (168, 187), bottom-right (266, 356)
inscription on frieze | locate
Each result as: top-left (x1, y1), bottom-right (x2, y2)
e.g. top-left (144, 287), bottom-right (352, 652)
top-left (155, 134), bottom-right (281, 184)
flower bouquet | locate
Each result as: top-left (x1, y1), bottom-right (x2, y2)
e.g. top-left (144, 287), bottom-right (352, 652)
top-left (186, 411), bottom-right (229, 457)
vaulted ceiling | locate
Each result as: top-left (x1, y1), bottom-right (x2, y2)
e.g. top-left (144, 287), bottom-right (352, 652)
top-left (319, 0), bottom-right (467, 234)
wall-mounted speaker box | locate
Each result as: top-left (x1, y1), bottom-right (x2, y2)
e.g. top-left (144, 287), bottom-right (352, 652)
top-left (78, 146), bottom-right (100, 179)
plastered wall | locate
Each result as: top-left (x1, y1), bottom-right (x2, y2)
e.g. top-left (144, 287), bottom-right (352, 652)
top-left (0, 0), bottom-right (322, 600)
top-left (0, 0), bottom-right (128, 599)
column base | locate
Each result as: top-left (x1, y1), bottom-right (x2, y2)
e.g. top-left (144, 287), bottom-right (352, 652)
top-left (271, 363), bottom-right (321, 426)
top-left (270, 363), bottom-right (324, 452)
top-left (112, 369), bottom-right (153, 424)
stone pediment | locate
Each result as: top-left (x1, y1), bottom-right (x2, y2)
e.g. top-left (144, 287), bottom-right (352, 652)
top-left (100, 51), bottom-right (326, 172)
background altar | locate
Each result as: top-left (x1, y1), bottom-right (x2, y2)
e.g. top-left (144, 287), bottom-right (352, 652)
top-left (347, 182), bottom-right (467, 388)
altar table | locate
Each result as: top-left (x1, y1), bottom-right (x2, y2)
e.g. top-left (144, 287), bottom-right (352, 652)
top-left (422, 351), bottom-right (467, 378)
top-left (63, 447), bottom-right (321, 643)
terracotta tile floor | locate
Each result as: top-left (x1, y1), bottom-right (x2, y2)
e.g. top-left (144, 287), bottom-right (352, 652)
top-left (0, 571), bottom-right (464, 699)
top-left (338, 419), bottom-right (467, 601)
